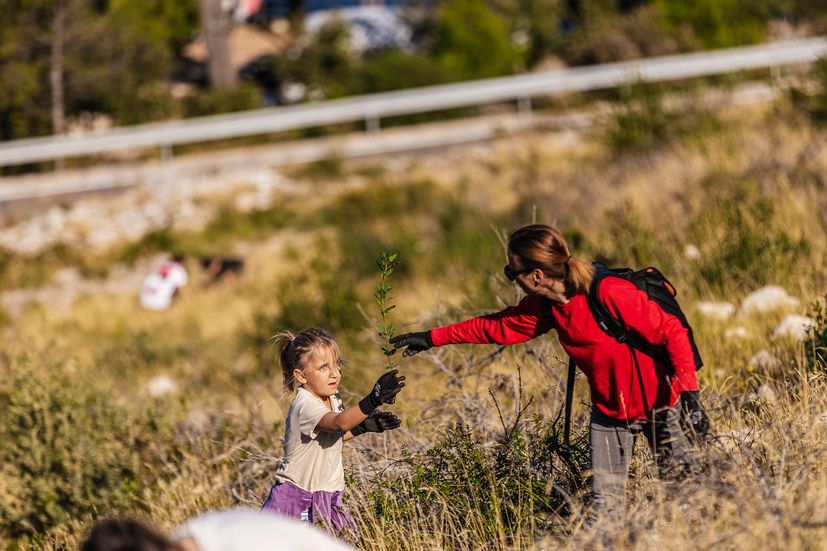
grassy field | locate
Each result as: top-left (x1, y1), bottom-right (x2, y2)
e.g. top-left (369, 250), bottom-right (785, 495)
top-left (1, 92), bottom-right (826, 550)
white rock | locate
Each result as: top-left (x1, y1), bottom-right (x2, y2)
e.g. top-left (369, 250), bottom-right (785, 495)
top-left (741, 286), bottom-right (799, 314)
top-left (747, 350), bottom-right (781, 371)
top-left (683, 244), bottom-right (701, 260)
top-left (725, 326), bottom-right (749, 339)
top-left (696, 301), bottom-right (735, 320)
top-left (147, 375), bottom-right (177, 397)
top-left (751, 384), bottom-right (777, 404)
top-left (772, 314), bottom-right (816, 341)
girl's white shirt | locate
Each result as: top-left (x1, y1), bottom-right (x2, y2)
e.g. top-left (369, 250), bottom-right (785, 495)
top-left (274, 387), bottom-right (346, 492)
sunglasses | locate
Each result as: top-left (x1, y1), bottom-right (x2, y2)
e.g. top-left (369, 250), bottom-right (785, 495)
top-left (504, 264), bottom-right (532, 282)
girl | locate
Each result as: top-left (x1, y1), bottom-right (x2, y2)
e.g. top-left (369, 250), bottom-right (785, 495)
top-left (261, 327), bottom-right (405, 537)
top-left (390, 224), bottom-right (707, 514)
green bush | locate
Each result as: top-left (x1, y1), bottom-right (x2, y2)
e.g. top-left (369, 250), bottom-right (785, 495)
top-left (431, 0), bottom-right (520, 80)
top-left (595, 200), bottom-right (664, 268)
top-left (182, 84), bottom-right (263, 118)
top-left (0, 364), bottom-right (151, 539)
top-left (805, 294), bottom-right (827, 372)
top-left (654, 0), bottom-right (778, 49)
top-left (355, 49), bottom-right (451, 93)
top-left (790, 57), bottom-right (827, 125)
top-left (687, 177), bottom-right (811, 293)
top-left (362, 420), bottom-right (589, 542)
top-left (605, 81), bottom-right (722, 155)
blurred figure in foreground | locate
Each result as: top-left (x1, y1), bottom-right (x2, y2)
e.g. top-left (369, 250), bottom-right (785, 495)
top-left (140, 255), bottom-right (189, 311)
top-left (80, 508), bottom-right (354, 551)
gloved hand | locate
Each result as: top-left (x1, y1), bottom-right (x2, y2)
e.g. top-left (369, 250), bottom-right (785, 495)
top-left (389, 331), bottom-right (433, 357)
top-left (358, 369), bottom-right (406, 414)
top-left (680, 390), bottom-right (710, 440)
top-left (350, 410), bottom-right (402, 437)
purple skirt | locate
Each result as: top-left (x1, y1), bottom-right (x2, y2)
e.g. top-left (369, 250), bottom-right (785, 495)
top-left (261, 481), bottom-right (358, 541)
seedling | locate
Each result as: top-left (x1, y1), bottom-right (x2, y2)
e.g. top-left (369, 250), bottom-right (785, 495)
top-left (374, 251), bottom-right (399, 369)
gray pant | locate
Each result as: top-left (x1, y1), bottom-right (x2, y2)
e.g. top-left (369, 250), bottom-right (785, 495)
top-left (589, 403), bottom-right (693, 514)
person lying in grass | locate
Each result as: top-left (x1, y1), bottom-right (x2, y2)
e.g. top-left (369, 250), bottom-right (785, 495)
top-left (261, 327), bottom-right (405, 540)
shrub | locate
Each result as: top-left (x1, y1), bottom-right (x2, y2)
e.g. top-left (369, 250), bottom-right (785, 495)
top-left (0, 363), bottom-right (151, 539)
top-left (431, 0), bottom-right (520, 80)
top-left (790, 57), bottom-right (827, 125)
top-left (687, 177), bottom-right (811, 293)
top-left (805, 294), bottom-right (827, 372)
top-left (182, 84), bottom-right (263, 118)
top-left (359, 419), bottom-right (589, 545)
top-left (654, 0), bottom-right (778, 49)
top-left (355, 49), bottom-right (451, 94)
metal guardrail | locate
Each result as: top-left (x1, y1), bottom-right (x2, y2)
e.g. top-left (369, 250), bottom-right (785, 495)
top-left (1, 37), bottom-right (825, 168)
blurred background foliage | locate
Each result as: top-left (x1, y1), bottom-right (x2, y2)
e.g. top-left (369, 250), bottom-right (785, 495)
top-left (3, 0), bottom-right (827, 142)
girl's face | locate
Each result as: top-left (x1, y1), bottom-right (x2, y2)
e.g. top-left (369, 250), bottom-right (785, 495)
top-left (294, 345), bottom-right (342, 400)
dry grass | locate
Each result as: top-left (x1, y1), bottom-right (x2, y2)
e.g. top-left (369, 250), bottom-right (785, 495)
top-left (2, 99), bottom-right (827, 550)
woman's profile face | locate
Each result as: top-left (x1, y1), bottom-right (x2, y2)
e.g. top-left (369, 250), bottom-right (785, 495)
top-left (506, 252), bottom-right (536, 295)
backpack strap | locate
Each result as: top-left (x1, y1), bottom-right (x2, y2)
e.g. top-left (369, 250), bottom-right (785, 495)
top-left (587, 268), bottom-right (670, 365)
top-left (562, 356), bottom-right (577, 449)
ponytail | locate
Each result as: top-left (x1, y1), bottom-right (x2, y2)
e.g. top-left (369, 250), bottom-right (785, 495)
top-left (274, 331), bottom-right (297, 391)
top-left (508, 224), bottom-right (593, 295)
top-left (565, 257), bottom-right (593, 295)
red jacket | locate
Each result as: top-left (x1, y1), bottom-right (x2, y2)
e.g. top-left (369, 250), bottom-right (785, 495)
top-left (430, 277), bottom-right (699, 421)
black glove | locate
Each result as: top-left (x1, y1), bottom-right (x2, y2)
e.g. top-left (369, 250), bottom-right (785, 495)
top-left (389, 331), bottom-right (433, 357)
top-left (358, 369), bottom-right (406, 414)
top-left (680, 390), bottom-right (710, 440)
top-left (351, 410), bottom-right (402, 437)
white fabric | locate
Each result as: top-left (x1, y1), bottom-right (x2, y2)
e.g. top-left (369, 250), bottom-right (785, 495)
top-left (139, 262), bottom-right (188, 311)
top-left (172, 508), bottom-right (353, 551)
top-left (274, 387), bottom-right (345, 492)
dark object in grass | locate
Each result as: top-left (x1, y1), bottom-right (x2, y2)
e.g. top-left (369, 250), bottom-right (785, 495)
top-left (199, 256), bottom-right (245, 285)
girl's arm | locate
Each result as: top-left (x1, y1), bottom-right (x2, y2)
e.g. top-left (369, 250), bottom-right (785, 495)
top-left (315, 405), bottom-right (367, 434)
top-left (315, 370), bottom-right (406, 435)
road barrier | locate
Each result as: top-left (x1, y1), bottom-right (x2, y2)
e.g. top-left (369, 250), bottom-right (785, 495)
top-left (1, 37), bottom-right (825, 168)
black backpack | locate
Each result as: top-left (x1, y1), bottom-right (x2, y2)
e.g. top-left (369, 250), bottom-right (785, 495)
top-left (562, 263), bottom-right (702, 447)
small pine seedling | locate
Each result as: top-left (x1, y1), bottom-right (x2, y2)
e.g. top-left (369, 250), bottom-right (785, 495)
top-left (374, 251), bottom-right (399, 370)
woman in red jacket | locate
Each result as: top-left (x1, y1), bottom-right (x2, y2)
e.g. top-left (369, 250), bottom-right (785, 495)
top-left (390, 224), bottom-right (705, 513)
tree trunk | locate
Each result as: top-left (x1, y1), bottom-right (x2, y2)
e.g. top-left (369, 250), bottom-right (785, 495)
top-left (50, 3), bottom-right (66, 136)
top-left (199, 0), bottom-right (237, 89)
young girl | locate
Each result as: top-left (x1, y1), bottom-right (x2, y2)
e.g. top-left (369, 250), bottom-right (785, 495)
top-left (261, 327), bottom-right (405, 538)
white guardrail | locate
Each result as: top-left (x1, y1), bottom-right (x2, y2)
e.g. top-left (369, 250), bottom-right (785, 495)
top-left (2, 37), bottom-right (826, 167)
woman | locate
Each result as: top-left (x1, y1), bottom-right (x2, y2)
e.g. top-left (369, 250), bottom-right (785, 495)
top-left (391, 224), bottom-right (706, 512)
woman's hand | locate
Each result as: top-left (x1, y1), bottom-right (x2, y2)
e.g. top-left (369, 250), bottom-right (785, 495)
top-left (680, 390), bottom-right (710, 440)
top-left (390, 331), bottom-right (433, 357)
